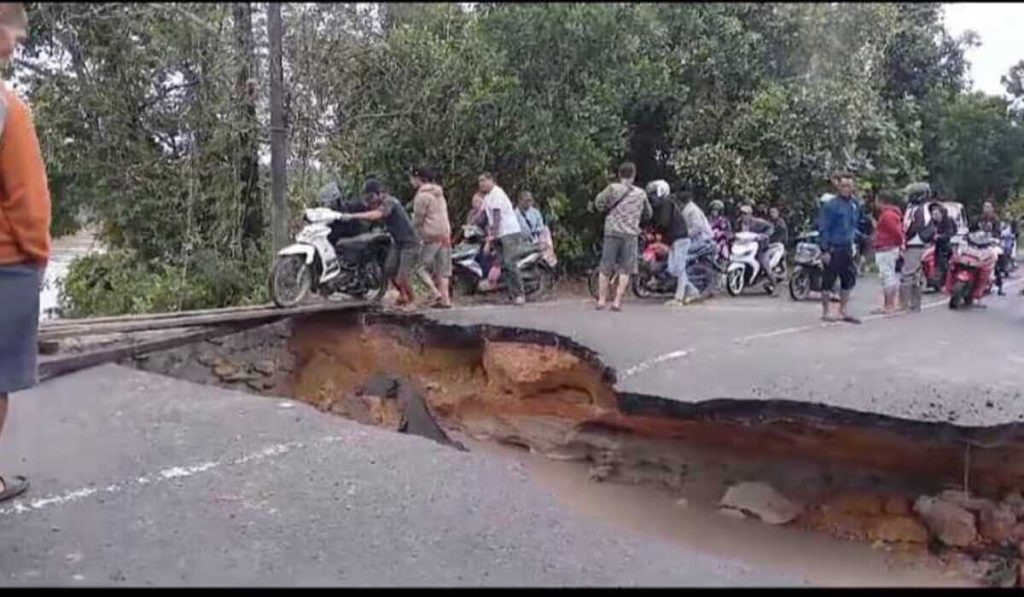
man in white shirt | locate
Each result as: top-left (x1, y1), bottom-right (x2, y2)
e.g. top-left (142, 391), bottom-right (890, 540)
top-left (478, 172), bottom-right (526, 305)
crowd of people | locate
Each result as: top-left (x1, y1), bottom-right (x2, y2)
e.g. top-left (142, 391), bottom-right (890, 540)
top-left (339, 168), bottom-right (556, 311)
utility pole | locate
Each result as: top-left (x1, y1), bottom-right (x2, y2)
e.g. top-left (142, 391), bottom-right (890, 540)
top-left (268, 2), bottom-right (288, 253)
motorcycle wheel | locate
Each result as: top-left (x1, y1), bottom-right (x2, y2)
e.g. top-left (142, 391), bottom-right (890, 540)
top-left (587, 269), bottom-right (602, 300)
top-left (526, 267), bottom-right (554, 300)
top-left (788, 267), bottom-right (811, 301)
top-left (451, 271), bottom-right (478, 298)
top-left (270, 255), bottom-right (312, 308)
top-left (726, 268), bottom-right (745, 297)
top-left (949, 280), bottom-right (970, 310)
top-left (360, 259), bottom-right (387, 303)
top-left (631, 271), bottom-right (659, 299)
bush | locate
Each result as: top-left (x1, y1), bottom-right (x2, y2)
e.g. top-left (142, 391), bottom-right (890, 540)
top-left (59, 250), bottom-right (268, 318)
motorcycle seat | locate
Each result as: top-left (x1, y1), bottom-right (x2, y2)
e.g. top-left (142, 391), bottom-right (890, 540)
top-left (334, 232), bottom-right (389, 251)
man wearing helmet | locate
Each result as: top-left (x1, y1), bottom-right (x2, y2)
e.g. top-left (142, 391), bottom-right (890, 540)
top-left (899, 182), bottom-right (934, 312)
top-left (738, 204), bottom-right (775, 280)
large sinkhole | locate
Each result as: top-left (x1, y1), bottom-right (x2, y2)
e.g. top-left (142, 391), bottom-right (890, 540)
top-left (127, 310), bottom-right (1024, 586)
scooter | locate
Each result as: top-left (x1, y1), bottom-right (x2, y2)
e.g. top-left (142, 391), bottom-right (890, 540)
top-left (451, 225), bottom-right (554, 300)
top-left (946, 231), bottom-right (998, 310)
top-left (726, 232), bottom-right (786, 296)
top-left (788, 235), bottom-right (824, 301)
top-left (270, 207), bottom-right (391, 308)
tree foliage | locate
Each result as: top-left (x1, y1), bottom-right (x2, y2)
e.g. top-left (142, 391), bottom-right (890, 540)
top-left (12, 2), bottom-right (1024, 316)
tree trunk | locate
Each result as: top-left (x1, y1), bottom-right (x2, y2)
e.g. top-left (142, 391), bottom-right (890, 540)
top-left (233, 2), bottom-right (262, 245)
top-left (267, 2), bottom-right (288, 253)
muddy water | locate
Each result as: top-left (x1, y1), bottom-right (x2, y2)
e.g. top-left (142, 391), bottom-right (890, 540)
top-left (471, 440), bottom-right (974, 587)
top-left (42, 229), bottom-right (101, 320)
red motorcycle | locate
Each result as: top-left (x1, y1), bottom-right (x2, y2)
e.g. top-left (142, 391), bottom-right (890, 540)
top-left (921, 244), bottom-right (946, 293)
top-left (944, 232), bottom-right (997, 310)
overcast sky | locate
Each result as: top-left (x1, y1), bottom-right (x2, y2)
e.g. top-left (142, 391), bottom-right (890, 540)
top-left (943, 2), bottom-right (1023, 97)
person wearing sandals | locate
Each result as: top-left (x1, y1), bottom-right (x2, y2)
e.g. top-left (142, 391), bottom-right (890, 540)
top-left (593, 162), bottom-right (651, 312)
top-left (0, 3), bottom-right (48, 503)
top-left (817, 174), bottom-right (862, 324)
top-left (410, 166), bottom-right (453, 309)
top-left (341, 179), bottom-right (422, 310)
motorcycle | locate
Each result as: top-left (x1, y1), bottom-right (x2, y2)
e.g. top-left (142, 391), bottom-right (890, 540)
top-left (270, 207), bottom-right (390, 308)
top-left (946, 231), bottom-right (998, 310)
top-left (631, 234), bottom-right (724, 300)
top-left (451, 225), bottom-right (554, 300)
top-left (726, 231), bottom-right (786, 296)
top-left (787, 231), bottom-right (860, 301)
top-left (920, 244), bottom-right (947, 293)
top-left (788, 235), bottom-right (824, 301)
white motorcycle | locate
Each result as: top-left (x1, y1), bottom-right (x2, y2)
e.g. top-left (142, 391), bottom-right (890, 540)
top-left (725, 231), bottom-right (787, 296)
top-left (450, 225), bottom-right (554, 299)
top-left (270, 207), bottom-right (391, 307)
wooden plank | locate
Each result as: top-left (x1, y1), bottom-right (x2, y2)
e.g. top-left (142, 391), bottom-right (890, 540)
top-left (39, 300), bottom-right (369, 341)
top-left (38, 324), bottom-right (254, 381)
top-left (42, 303), bottom-right (273, 329)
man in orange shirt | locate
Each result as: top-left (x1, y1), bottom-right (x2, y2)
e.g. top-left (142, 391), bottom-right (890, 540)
top-left (0, 3), bottom-right (51, 503)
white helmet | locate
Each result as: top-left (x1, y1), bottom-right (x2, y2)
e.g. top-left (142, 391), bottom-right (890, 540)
top-left (739, 204), bottom-right (753, 216)
top-left (819, 193), bottom-right (835, 204)
top-left (645, 179), bottom-right (670, 201)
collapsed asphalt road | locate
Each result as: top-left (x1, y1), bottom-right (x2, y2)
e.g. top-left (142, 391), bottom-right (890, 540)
top-left (429, 275), bottom-right (1024, 429)
top-left (3, 272), bottom-right (1020, 586)
top-left (0, 365), bottom-right (800, 587)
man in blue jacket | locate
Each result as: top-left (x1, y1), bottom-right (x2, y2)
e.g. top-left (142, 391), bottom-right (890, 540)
top-left (817, 174), bottom-right (862, 324)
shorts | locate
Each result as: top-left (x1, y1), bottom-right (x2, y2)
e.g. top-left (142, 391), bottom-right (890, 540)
top-left (822, 246), bottom-right (856, 293)
top-left (0, 264), bottom-right (42, 393)
top-left (874, 248), bottom-right (899, 290)
top-left (419, 242), bottom-right (452, 278)
top-left (386, 242), bottom-right (421, 282)
top-left (599, 233), bottom-right (638, 276)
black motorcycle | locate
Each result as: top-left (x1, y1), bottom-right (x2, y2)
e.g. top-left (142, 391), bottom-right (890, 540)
top-left (632, 238), bottom-right (723, 300)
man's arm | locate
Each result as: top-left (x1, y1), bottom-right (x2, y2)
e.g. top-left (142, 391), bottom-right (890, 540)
top-left (817, 203), bottom-right (832, 248)
top-left (0, 94), bottom-right (51, 265)
top-left (593, 185), bottom-right (613, 212)
top-left (412, 192), bottom-right (428, 230)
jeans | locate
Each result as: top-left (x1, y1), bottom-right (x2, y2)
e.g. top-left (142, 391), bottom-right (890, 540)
top-left (498, 233), bottom-right (525, 298)
top-left (900, 246), bottom-right (925, 311)
top-left (669, 238), bottom-right (700, 300)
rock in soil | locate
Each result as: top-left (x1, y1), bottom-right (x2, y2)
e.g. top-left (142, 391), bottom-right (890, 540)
top-left (252, 360), bottom-right (276, 376)
top-left (719, 481), bottom-right (803, 525)
top-left (938, 489), bottom-right (995, 513)
top-left (867, 515), bottom-right (930, 544)
top-left (914, 495), bottom-right (977, 547)
top-left (979, 505), bottom-right (1017, 544)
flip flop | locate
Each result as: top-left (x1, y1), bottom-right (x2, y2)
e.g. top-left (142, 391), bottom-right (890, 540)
top-left (841, 315), bottom-right (862, 324)
top-left (595, 304), bottom-right (606, 311)
top-left (821, 315), bottom-right (839, 323)
top-left (610, 305), bottom-right (622, 312)
top-left (0, 475), bottom-right (28, 503)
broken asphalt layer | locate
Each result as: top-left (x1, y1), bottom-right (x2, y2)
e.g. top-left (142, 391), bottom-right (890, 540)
top-left (423, 275), bottom-right (1024, 440)
top-left (0, 365), bottom-right (801, 586)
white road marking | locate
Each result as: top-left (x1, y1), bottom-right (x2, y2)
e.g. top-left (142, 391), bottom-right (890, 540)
top-left (618, 350), bottom-right (691, 381)
top-left (0, 437), bottom-right (346, 517)
top-left (617, 276), bottom-right (1024, 378)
